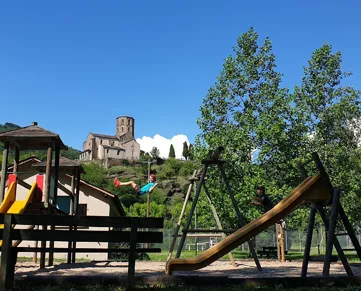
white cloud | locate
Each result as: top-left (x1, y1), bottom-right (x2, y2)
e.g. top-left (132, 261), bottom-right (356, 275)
top-left (136, 134), bottom-right (190, 159)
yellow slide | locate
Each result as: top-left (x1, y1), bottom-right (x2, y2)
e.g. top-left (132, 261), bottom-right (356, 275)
top-left (166, 174), bottom-right (330, 275)
top-left (0, 182), bottom-right (38, 246)
top-left (0, 181), bottom-right (17, 213)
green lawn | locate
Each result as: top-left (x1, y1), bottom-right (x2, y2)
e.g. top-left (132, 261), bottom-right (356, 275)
top-left (17, 249), bottom-right (361, 264)
top-left (149, 249), bottom-right (361, 262)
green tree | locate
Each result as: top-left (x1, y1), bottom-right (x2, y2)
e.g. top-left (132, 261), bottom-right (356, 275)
top-left (81, 162), bottom-right (108, 188)
top-left (150, 147), bottom-right (160, 159)
top-left (169, 144), bottom-right (176, 158)
top-left (195, 27), bottom-right (292, 224)
top-left (293, 44), bottom-right (361, 228)
top-left (188, 144), bottom-right (194, 160)
top-left (182, 141), bottom-right (189, 160)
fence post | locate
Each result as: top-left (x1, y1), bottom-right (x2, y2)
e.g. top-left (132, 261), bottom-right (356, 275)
top-left (0, 214), bottom-right (14, 291)
top-left (127, 218), bottom-right (138, 290)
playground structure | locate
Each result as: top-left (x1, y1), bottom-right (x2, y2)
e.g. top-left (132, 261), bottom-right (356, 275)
top-left (165, 151), bottom-right (361, 277)
top-left (167, 147), bottom-right (262, 270)
top-left (0, 122), bottom-right (84, 268)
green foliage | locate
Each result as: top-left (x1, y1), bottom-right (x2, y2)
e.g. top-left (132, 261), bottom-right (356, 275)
top-left (150, 146), bottom-right (160, 159)
top-left (156, 158), bottom-right (197, 181)
top-left (127, 201), bottom-right (166, 217)
top-left (182, 141), bottom-right (189, 160)
top-left (169, 144), bottom-right (176, 158)
top-left (194, 27), bottom-right (361, 230)
top-left (81, 162), bottom-right (108, 188)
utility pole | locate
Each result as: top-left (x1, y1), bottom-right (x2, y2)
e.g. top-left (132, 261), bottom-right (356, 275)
top-left (142, 158), bottom-right (157, 218)
top-left (142, 157), bottom-right (157, 248)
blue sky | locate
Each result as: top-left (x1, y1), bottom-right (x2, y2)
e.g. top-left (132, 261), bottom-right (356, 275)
top-left (1, 0), bottom-right (360, 152)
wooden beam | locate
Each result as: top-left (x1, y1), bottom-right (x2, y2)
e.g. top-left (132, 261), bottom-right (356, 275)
top-left (203, 183), bottom-right (236, 267)
top-left (0, 214), bottom-right (13, 291)
top-left (57, 183), bottom-right (74, 197)
top-left (17, 179), bottom-right (32, 190)
top-left (15, 247), bottom-right (162, 253)
top-left (68, 170), bottom-right (75, 264)
top-left (3, 214), bottom-right (164, 228)
top-left (167, 170), bottom-right (196, 261)
top-left (0, 141), bottom-right (9, 202)
top-left (176, 164), bottom-right (208, 258)
top-left (43, 146), bottom-right (53, 209)
top-left (41, 145), bottom-right (52, 269)
top-left (72, 167), bottom-right (81, 263)
top-left (0, 229), bottom-right (163, 243)
top-left (13, 146), bottom-right (20, 173)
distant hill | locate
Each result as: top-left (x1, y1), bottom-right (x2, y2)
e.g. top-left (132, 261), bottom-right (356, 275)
top-left (0, 122), bottom-right (81, 161)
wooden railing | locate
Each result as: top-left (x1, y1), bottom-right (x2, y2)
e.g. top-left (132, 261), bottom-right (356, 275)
top-left (0, 213), bottom-right (164, 291)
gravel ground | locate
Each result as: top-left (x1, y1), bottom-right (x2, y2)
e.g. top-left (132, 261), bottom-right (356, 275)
top-left (14, 259), bottom-right (361, 279)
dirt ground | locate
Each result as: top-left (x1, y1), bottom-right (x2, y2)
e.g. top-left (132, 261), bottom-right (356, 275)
top-left (14, 259), bottom-right (361, 279)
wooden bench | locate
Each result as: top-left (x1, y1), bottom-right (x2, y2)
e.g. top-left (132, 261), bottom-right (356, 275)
top-left (257, 246), bottom-right (288, 258)
top-left (0, 213), bottom-right (164, 291)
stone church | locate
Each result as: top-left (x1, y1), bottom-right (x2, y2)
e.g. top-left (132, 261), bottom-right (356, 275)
top-left (79, 116), bottom-right (141, 165)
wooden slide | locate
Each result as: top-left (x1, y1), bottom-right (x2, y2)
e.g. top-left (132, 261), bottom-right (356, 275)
top-left (165, 174), bottom-right (330, 275)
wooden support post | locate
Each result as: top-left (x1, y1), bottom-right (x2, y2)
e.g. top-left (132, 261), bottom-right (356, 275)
top-left (276, 224), bottom-right (281, 261)
top-left (204, 183), bottom-right (237, 267)
top-left (72, 167), bottom-right (81, 263)
top-left (176, 165), bottom-right (208, 258)
top-left (301, 205), bottom-right (317, 277)
top-left (48, 143), bottom-right (60, 267)
top-left (13, 146), bottom-right (19, 173)
top-left (167, 170), bottom-right (196, 261)
top-left (43, 146), bottom-right (53, 208)
top-left (218, 163), bottom-right (262, 271)
top-left (68, 171), bottom-right (76, 264)
top-left (127, 217), bottom-right (138, 290)
top-left (323, 189), bottom-right (341, 276)
top-left (338, 202), bottom-right (361, 261)
top-left (0, 214), bottom-right (14, 291)
top-left (40, 145), bottom-right (52, 269)
top-left (319, 208), bottom-right (353, 276)
top-left (33, 225), bottom-right (39, 263)
top-left (280, 223), bottom-right (285, 262)
top-left (0, 141), bottom-right (9, 202)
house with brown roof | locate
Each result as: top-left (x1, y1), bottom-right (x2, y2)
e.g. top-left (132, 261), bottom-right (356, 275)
top-left (3, 156), bottom-right (126, 261)
top-left (79, 116), bottom-right (141, 166)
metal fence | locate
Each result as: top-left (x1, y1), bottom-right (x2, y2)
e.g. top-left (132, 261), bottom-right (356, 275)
top-left (155, 226), bottom-right (361, 255)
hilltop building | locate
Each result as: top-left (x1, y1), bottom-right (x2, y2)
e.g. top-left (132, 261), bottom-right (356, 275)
top-left (79, 116), bottom-right (140, 166)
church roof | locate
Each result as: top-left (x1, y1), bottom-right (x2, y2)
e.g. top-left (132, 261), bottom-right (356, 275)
top-left (90, 133), bottom-right (119, 140)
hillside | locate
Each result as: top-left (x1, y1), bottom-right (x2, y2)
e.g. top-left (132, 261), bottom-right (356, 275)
top-left (81, 158), bottom-right (199, 228)
top-left (0, 122), bottom-right (200, 229)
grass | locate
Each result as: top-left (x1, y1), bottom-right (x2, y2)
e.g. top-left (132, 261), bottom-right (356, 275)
top-left (17, 249), bottom-right (361, 264)
top-left (148, 249), bottom-right (361, 262)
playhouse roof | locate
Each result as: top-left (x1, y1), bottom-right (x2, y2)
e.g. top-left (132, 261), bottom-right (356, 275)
top-left (33, 156), bottom-right (85, 174)
top-left (0, 122), bottom-right (67, 150)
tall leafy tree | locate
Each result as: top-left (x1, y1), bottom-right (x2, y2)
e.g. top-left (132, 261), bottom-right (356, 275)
top-left (195, 27), bottom-right (293, 224)
top-left (293, 44), bottom-right (361, 227)
top-left (169, 144), bottom-right (176, 158)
